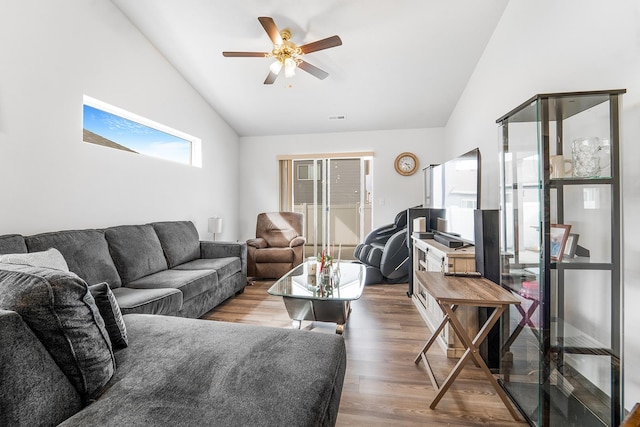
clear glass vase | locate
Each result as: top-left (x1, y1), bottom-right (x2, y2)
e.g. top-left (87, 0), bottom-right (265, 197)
top-left (331, 263), bottom-right (341, 287)
top-left (320, 264), bottom-right (332, 288)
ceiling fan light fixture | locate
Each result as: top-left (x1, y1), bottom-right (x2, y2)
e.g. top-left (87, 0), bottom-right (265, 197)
top-left (284, 57), bottom-right (296, 78)
top-left (269, 60), bottom-right (283, 74)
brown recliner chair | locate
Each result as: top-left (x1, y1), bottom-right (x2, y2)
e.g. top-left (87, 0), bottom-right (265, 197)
top-left (247, 212), bottom-right (306, 279)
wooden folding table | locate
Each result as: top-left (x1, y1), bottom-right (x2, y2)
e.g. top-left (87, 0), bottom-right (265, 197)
top-left (413, 271), bottom-right (522, 421)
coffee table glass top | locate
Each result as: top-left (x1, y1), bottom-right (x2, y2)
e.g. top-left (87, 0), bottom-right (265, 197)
top-left (267, 262), bottom-right (366, 301)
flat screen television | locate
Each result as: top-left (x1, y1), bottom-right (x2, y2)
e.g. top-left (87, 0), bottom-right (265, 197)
top-left (423, 148), bottom-right (481, 244)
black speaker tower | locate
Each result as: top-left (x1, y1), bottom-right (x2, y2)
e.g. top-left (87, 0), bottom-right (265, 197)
top-left (474, 209), bottom-right (500, 284)
top-left (474, 209), bottom-right (501, 369)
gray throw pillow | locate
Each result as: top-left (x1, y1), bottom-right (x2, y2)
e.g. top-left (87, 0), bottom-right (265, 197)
top-left (0, 264), bottom-right (115, 402)
top-left (0, 248), bottom-right (69, 272)
top-left (89, 282), bottom-right (128, 350)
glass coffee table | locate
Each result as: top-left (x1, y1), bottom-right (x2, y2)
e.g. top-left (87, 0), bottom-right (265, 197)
top-left (267, 262), bottom-right (366, 334)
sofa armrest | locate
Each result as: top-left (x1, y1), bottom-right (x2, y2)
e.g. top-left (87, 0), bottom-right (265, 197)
top-left (200, 241), bottom-right (248, 276)
top-left (247, 238), bottom-right (268, 249)
top-left (0, 310), bottom-right (82, 426)
top-left (290, 236), bottom-right (306, 248)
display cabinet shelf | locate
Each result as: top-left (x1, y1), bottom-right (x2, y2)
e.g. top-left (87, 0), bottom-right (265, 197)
top-left (554, 260), bottom-right (613, 270)
top-left (550, 178), bottom-right (614, 185)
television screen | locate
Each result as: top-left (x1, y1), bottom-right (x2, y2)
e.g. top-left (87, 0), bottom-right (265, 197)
top-left (424, 148), bottom-right (481, 244)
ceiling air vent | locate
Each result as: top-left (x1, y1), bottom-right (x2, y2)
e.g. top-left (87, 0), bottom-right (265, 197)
top-left (328, 115), bottom-right (347, 121)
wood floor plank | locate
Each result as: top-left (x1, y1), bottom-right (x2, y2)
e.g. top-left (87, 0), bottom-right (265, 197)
top-left (202, 281), bottom-right (527, 426)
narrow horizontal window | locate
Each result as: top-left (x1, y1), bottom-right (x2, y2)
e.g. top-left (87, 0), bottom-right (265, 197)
top-left (82, 95), bottom-right (201, 167)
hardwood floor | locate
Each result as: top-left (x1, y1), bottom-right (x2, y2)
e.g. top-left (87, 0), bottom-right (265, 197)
top-left (202, 281), bottom-right (528, 426)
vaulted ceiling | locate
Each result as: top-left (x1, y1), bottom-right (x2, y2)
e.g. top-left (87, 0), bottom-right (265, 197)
top-left (111, 0), bottom-right (509, 137)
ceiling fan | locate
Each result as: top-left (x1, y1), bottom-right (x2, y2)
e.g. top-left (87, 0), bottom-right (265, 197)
top-left (222, 17), bottom-right (342, 85)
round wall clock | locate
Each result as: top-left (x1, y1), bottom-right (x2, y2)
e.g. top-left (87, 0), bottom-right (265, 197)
top-left (394, 152), bottom-right (419, 176)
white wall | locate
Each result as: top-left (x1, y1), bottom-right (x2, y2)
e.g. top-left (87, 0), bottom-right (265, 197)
top-left (239, 128), bottom-right (446, 241)
top-left (0, 0), bottom-right (240, 239)
top-left (445, 0), bottom-right (640, 409)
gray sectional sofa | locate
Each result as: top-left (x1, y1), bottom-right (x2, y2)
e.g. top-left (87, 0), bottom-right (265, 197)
top-left (0, 221), bottom-right (347, 426)
top-left (0, 221), bottom-right (247, 318)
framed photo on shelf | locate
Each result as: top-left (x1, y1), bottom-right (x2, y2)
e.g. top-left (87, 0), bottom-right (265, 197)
top-left (550, 224), bottom-right (571, 261)
top-left (563, 233), bottom-right (580, 259)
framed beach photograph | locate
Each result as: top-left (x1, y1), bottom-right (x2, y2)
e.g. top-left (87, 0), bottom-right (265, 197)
top-left (563, 233), bottom-right (580, 259)
top-left (550, 224), bottom-right (571, 261)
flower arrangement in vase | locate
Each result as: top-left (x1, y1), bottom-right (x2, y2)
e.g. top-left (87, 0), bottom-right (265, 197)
top-left (317, 250), bottom-right (333, 289)
top-left (317, 244), bottom-right (342, 291)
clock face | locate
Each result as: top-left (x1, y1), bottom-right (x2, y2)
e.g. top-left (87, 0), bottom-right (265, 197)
top-left (394, 152), bottom-right (419, 176)
top-left (399, 156), bottom-right (415, 171)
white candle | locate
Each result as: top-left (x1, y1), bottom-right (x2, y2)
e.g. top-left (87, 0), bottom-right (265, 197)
top-left (307, 257), bottom-right (317, 275)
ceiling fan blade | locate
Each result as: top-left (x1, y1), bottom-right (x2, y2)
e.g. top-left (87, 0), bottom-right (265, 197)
top-left (299, 35), bottom-right (342, 54)
top-left (258, 17), bottom-right (282, 45)
top-left (297, 60), bottom-right (329, 80)
top-left (222, 52), bottom-right (267, 57)
top-left (264, 71), bottom-right (279, 85)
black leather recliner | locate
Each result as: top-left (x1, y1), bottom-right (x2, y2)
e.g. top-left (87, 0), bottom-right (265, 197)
top-left (353, 210), bottom-right (409, 285)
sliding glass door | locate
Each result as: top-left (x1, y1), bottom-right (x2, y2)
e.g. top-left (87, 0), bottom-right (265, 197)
top-left (280, 154), bottom-right (372, 260)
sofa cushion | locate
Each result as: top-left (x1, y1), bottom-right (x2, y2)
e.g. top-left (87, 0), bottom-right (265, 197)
top-left (254, 247), bottom-right (295, 263)
top-left (128, 269), bottom-right (217, 302)
top-left (262, 228), bottom-right (298, 248)
top-left (152, 221), bottom-right (200, 269)
top-left (0, 264), bottom-right (115, 401)
top-left (89, 283), bottom-right (128, 350)
top-left (105, 225), bottom-right (168, 284)
top-left (173, 257), bottom-right (241, 281)
top-left (0, 310), bottom-right (83, 427)
top-left (26, 229), bottom-right (123, 288)
top-left (0, 248), bottom-right (69, 271)
top-left (111, 287), bottom-right (183, 316)
top-left (59, 315), bottom-right (346, 427)
top-left (0, 234), bottom-right (27, 255)
top-left (200, 241), bottom-right (247, 279)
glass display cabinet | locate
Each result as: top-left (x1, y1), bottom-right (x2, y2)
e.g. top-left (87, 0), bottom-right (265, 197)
top-left (496, 89), bottom-right (625, 426)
